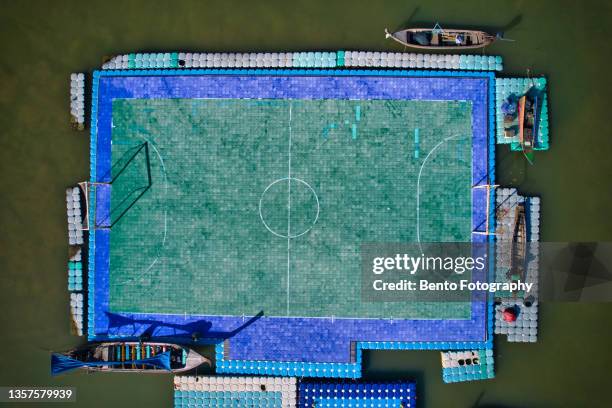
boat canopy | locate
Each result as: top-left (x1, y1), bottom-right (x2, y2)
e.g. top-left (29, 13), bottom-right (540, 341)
top-left (51, 350), bottom-right (172, 375)
top-left (413, 32), bottom-right (429, 45)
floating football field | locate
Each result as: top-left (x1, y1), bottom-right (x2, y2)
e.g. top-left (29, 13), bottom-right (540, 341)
top-left (89, 71), bottom-right (494, 375)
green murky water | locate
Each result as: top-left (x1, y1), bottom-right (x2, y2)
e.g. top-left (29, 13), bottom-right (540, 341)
top-left (1, 0), bottom-right (611, 407)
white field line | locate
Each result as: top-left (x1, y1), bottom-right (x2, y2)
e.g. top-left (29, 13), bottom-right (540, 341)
top-left (118, 136), bottom-right (168, 286)
top-left (286, 103), bottom-right (293, 316)
top-left (416, 134), bottom-right (462, 253)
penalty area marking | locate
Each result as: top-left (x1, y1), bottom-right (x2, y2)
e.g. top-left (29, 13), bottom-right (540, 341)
top-left (416, 134), bottom-right (464, 253)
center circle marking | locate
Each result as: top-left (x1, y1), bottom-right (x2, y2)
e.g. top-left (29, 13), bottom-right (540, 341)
top-left (259, 177), bottom-right (320, 239)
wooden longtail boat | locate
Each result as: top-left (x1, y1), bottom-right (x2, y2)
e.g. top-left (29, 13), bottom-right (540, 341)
top-left (518, 94), bottom-right (538, 164)
top-left (502, 96), bottom-right (520, 139)
top-left (507, 203), bottom-right (527, 283)
top-left (51, 341), bottom-right (210, 375)
top-left (385, 26), bottom-right (499, 50)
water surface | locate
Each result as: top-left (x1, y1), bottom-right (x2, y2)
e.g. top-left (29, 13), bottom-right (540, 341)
top-left (1, 1), bottom-right (611, 406)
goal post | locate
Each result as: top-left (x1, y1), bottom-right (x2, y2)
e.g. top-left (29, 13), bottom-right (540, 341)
top-left (472, 183), bottom-right (499, 236)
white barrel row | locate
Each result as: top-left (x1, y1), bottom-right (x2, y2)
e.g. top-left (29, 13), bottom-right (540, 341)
top-left (441, 349), bottom-right (492, 369)
top-left (66, 187), bottom-right (83, 245)
top-left (70, 292), bottom-right (84, 336)
top-left (70, 73), bottom-right (85, 128)
top-left (174, 376), bottom-right (296, 407)
top-left (529, 196), bottom-right (540, 241)
top-left (342, 51), bottom-right (501, 70)
top-left (181, 52), bottom-right (297, 68)
top-left (103, 54), bottom-right (130, 69)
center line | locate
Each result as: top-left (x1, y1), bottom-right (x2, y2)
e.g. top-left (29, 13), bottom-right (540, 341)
top-left (286, 103), bottom-right (292, 316)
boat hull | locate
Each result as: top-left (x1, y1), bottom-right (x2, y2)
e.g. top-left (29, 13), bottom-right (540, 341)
top-left (385, 27), bottom-right (496, 50)
top-left (55, 341), bottom-right (210, 374)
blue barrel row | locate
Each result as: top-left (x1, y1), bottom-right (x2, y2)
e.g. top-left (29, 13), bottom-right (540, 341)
top-left (292, 52), bottom-right (337, 68)
top-left (174, 391), bottom-right (283, 408)
top-left (68, 260), bottom-right (83, 291)
top-left (214, 344), bottom-right (359, 378)
top-left (299, 381), bottom-right (416, 408)
top-left (216, 359), bottom-right (360, 379)
top-left (107, 53), bottom-right (180, 69)
top-left (359, 340), bottom-right (489, 350)
top-left (214, 339), bottom-right (490, 379)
